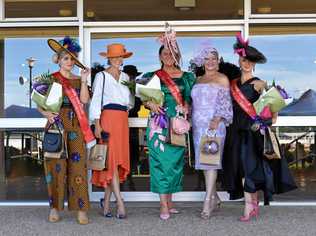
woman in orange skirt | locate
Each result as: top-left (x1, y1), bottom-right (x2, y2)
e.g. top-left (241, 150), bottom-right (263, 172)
top-left (89, 43), bottom-right (134, 219)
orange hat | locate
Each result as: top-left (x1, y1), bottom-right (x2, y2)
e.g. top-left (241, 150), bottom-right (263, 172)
top-left (99, 43), bottom-right (133, 58)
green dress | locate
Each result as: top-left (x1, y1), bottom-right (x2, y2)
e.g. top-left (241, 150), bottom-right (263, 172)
top-left (144, 71), bottom-right (195, 194)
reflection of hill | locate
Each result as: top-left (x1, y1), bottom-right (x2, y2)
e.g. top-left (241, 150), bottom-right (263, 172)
top-left (280, 89), bottom-right (316, 116)
top-left (4, 105), bottom-right (43, 118)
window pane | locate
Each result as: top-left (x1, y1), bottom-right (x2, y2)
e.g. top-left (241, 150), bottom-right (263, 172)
top-left (250, 34), bottom-right (316, 201)
top-left (90, 34), bottom-right (237, 192)
top-left (0, 32), bottom-right (78, 201)
top-left (84, 0), bottom-right (244, 21)
top-left (252, 0), bottom-right (316, 14)
top-left (5, 0), bottom-right (77, 18)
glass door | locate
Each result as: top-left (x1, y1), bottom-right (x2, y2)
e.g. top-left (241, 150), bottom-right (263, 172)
top-left (85, 25), bottom-right (242, 201)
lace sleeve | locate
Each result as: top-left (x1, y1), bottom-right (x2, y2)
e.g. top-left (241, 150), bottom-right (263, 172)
top-left (214, 87), bottom-right (233, 126)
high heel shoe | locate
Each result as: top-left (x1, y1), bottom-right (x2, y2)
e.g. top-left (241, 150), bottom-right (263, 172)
top-left (48, 208), bottom-right (60, 223)
top-left (77, 211), bottom-right (89, 225)
top-left (100, 198), bottom-right (112, 218)
top-left (167, 202), bottom-right (180, 214)
top-left (160, 204), bottom-right (170, 220)
top-left (116, 201), bottom-right (127, 219)
top-left (200, 198), bottom-right (213, 220)
top-left (239, 201), bottom-right (258, 222)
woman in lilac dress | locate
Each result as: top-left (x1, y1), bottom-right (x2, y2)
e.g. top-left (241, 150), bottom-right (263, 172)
top-left (190, 46), bottom-right (233, 219)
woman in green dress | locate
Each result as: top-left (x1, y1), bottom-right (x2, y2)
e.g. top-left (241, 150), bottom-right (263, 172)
top-left (143, 25), bottom-right (195, 220)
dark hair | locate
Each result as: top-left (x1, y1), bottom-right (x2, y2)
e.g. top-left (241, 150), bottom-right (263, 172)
top-left (91, 62), bottom-right (105, 86)
top-left (233, 40), bottom-right (267, 64)
top-left (158, 45), bottom-right (180, 69)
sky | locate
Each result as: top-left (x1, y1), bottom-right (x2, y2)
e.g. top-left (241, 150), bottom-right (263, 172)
top-left (4, 34), bottom-right (316, 115)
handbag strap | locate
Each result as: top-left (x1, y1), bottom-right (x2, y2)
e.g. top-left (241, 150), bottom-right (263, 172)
top-left (101, 72), bottom-right (106, 109)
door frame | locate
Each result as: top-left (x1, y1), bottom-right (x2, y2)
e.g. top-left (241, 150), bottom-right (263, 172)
top-left (83, 21), bottom-right (243, 202)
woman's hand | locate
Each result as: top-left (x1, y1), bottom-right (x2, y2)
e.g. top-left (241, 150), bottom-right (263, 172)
top-left (94, 121), bottom-right (102, 139)
top-left (80, 68), bottom-right (91, 83)
top-left (145, 101), bottom-right (164, 114)
top-left (209, 117), bottom-right (221, 130)
top-left (43, 111), bottom-right (59, 124)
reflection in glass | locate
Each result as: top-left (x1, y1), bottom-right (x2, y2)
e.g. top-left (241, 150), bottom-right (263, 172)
top-left (91, 35), bottom-right (236, 192)
top-left (84, 0), bottom-right (243, 21)
top-left (252, 0), bottom-right (316, 14)
top-left (5, 0), bottom-right (77, 18)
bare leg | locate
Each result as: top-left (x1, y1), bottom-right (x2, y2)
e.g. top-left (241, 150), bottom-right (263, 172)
top-left (103, 186), bottom-right (112, 214)
top-left (201, 170), bottom-right (217, 219)
top-left (110, 167), bottom-right (126, 217)
top-left (159, 194), bottom-right (170, 220)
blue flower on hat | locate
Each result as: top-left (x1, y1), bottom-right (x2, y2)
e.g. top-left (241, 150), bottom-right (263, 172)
top-left (71, 152), bottom-right (80, 162)
top-left (59, 36), bottom-right (81, 54)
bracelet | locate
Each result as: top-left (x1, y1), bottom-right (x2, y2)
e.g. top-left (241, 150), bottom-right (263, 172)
top-left (81, 80), bottom-right (87, 84)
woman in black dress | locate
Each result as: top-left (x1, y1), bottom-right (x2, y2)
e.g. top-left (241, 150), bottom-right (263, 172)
top-left (222, 33), bottom-right (296, 222)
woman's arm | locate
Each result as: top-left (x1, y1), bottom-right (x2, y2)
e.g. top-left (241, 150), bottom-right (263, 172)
top-left (38, 107), bottom-right (59, 124)
top-left (79, 68), bottom-right (91, 104)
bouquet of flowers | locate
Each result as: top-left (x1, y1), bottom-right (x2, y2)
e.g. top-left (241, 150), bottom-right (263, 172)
top-left (253, 82), bottom-right (292, 119)
top-left (31, 71), bottom-right (63, 113)
top-left (135, 74), bottom-right (164, 106)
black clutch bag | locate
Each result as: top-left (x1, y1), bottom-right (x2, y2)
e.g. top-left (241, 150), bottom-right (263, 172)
top-left (43, 126), bottom-right (63, 153)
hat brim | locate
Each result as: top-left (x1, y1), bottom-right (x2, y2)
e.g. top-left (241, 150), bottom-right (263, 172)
top-left (99, 52), bottom-right (133, 59)
top-left (47, 39), bottom-right (86, 69)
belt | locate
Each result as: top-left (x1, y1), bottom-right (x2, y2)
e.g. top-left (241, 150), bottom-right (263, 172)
top-left (102, 103), bottom-right (128, 111)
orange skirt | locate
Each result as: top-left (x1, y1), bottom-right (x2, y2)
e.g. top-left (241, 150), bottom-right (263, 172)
top-left (91, 109), bottom-right (130, 188)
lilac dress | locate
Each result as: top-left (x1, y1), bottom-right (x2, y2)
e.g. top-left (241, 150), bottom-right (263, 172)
top-left (191, 83), bottom-right (233, 170)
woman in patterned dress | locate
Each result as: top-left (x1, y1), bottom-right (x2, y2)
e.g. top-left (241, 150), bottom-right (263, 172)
top-left (38, 37), bottom-right (91, 224)
top-left (190, 46), bottom-right (233, 219)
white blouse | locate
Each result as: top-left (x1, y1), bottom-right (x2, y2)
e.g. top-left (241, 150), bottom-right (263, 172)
top-left (89, 71), bottom-right (134, 121)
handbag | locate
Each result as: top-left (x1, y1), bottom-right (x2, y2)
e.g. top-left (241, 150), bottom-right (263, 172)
top-left (88, 142), bottom-right (108, 171)
top-left (171, 111), bottom-right (190, 135)
top-left (264, 127), bottom-right (281, 160)
top-left (199, 130), bottom-right (221, 166)
top-left (43, 124), bottom-right (66, 159)
top-left (88, 72), bottom-right (108, 170)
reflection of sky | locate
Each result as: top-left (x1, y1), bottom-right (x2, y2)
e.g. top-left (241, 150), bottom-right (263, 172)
top-left (5, 34), bottom-right (316, 110)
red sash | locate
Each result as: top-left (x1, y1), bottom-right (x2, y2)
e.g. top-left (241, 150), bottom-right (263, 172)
top-left (155, 69), bottom-right (184, 106)
top-left (53, 71), bottom-right (96, 148)
top-left (230, 79), bottom-right (257, 119)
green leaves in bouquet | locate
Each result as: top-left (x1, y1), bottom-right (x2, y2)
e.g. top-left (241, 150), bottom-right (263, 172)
top-left (33, 71), bottom-right (54, 85)
top-left (121, 80), bottom-right (136, 95)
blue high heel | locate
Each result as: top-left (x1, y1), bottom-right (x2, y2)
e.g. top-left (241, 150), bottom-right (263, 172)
top-left (100, 198), bottom-right (112, 218)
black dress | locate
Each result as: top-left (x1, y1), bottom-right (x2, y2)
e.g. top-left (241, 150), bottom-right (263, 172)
top-left (222, 77), bottom-right (297, 203)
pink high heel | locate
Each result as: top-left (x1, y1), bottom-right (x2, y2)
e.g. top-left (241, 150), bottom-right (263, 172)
top-left (239, 201), bottom-right (258, 222)
top-left (160, 204), bottom-right (170, 220)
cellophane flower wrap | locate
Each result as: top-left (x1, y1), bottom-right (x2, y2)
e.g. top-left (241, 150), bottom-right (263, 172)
top-left (31, 71), bottom-right (63, 113)
top-left (253, 83), bottom-right (292, 117)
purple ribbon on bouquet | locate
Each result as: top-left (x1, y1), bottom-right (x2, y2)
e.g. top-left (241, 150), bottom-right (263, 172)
top-left (153, 108), bottom-right (168, 129)
top-left (32, 82), bottom-right (49, 95)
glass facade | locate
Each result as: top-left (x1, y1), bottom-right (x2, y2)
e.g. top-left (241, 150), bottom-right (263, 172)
top-left (0, 0), bottom-right (315, 203)
top-left (5, 0), bottom-right (77, 18)
top-left (252, 0), bottom-right (316, 14)
top-left (84, 0), bottom-right (244, 21)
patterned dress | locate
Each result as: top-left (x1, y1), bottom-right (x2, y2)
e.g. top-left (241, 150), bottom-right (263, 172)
top-left (191, 83), bottom-right (233, 170)
top-left (144, 71), bottom-right (195, 194)
top-left (44, 78), bottom-right (89, 211)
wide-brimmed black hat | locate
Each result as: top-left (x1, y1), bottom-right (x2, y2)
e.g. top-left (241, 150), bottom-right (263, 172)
top-left (233, 33), bottom-right (267, 64)
top-left (123, 65), bottom-right (142, 77)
